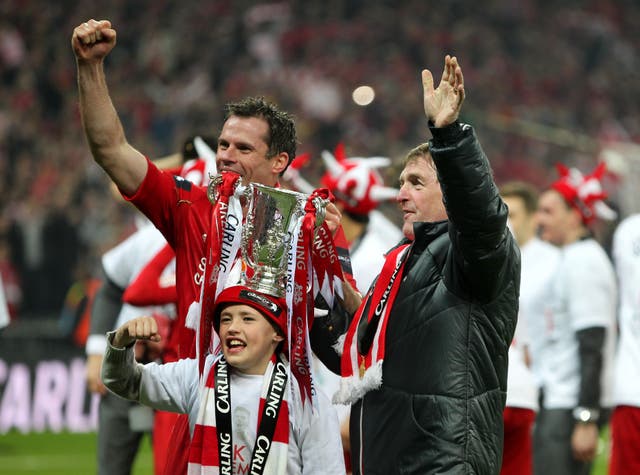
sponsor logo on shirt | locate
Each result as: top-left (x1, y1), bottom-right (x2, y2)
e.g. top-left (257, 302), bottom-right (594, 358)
top-left (174, 175), bottom-right (192, 191)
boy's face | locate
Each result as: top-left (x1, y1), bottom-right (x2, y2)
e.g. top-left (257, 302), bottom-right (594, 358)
top-left (218, 303), bottom-right (284, 375)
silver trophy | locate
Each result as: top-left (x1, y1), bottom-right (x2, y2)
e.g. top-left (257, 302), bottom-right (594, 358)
top-left (242, 183), bottom-right (325, 297)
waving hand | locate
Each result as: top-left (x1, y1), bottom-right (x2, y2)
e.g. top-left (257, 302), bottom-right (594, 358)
top-left (422, 55), bottom-right (465, 128)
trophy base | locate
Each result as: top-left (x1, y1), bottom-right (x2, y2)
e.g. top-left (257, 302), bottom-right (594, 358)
top-left (248, 268), bottom-right (285, 298)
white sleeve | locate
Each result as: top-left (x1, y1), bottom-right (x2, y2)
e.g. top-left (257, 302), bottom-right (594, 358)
top-left (139, 357), bottom-right (199, 415)
top-left (612, 217), bottom-right (637, 308)
top-left (566, 245), bottom-right (616, 331)
top-left (102, 333), bottom-right (199, 417)
top-left (102, 226), bottom-right (165, 288)
top-left (0, 275), bottom-right (9, 329)
top-left (513, 313), bottom-right (530, 347)
top-left (85, 334), bottom-right (108, 356)
top-left (298, 390), bottom-right (346, 474)
top-left (102, 232), bottom-right (143, 288)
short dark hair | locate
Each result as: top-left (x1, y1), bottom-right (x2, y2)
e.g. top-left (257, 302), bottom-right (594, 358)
top-left (500, 181), bottom-right (539, 214)
top-left (224, 97), bottom-right (297, 175)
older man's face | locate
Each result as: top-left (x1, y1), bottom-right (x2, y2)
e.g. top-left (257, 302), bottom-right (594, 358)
top-left (397, 156), bottom-right (447, 240)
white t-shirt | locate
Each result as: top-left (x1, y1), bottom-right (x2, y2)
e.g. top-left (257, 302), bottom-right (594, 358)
top-left (85, 225), bottom-right (176, 355)
top-left (506, 316), bottom-right (538, 411)
top-left (350, 210), bottom-right (403, 294)
top-left (612, 214), bottom-right (640, 407)
top-left (532, 238), bottom-right (617, 409)
top-left (511, 237), bottom-right (560, 409)
top-left (102, 224), bottom-right (174, 295)
top-left (139, 356), bottom-right (345, 475)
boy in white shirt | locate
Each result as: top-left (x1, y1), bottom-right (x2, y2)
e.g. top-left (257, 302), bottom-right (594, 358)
top-left (102, 285), bottom-right (345, 475)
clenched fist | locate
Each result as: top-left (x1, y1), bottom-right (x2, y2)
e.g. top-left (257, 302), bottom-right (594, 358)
top-left (71, 19), bottom-right (116, 63)
top-left (112, 316), bottom-right (162, 349)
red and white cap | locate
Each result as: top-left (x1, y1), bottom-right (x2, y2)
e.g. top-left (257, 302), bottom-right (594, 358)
top-left (284, 144), bottom-right (398, 216)
top-left (551, 162), bottom-right (617, 225)
top-left (319, 143), bottom-right (398, 216)
top-left (213, 285), bottom-right (287, 337)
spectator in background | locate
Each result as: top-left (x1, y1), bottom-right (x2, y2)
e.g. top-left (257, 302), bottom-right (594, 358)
top-left (533, 163), bottom-right (617, 475)
top-left (58, 260), bottom-right (101, 348)
top-left (6, 195), bottom-right (48, 315)
top-left (42, 190), bottom-right (83, 312)
top-left (500, 181), bottom-right (560, 475)
top-left (609, 213), bottom-right (640, 475)
top-left (6, 179), bottom-right (82, 317)
top-left (0, 274), bottom-right (9, 330)
top-left (0, 234), bottom-right (21, 322)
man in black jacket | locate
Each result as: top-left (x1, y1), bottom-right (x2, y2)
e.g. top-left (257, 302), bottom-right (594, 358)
top-left (334, 55), bottom-right (520, 474)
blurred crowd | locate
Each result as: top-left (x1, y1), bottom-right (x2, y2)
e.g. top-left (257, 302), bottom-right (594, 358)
top-left (1, 0), bottom-right (639, 322)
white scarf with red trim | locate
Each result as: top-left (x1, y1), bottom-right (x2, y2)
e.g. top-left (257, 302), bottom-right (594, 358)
top-left (334, 243), bottom-right (411, 405)
top-left (188, 354), bottom-right (290, 475)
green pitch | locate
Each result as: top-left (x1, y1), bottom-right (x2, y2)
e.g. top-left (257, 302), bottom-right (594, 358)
top-left (0, 431), bottom-right (152, 474)
top-left (0, 428), bottom-right (609, 474)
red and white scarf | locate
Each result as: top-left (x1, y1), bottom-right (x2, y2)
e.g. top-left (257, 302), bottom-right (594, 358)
top-left (286, 189), bottom-right (345, 410)
top-left (334, 243), bottom-right (411, 405)
top-left (188, 354), bottom-right (290, 475)
top-left (185, 172), bottom-right (245, 373)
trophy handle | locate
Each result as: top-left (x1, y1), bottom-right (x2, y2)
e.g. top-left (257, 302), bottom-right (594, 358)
top-left (207, 174), bottom-right (224, 204)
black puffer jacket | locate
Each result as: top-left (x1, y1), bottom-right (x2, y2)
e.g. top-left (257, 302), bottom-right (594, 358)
top-left (349, 122), bottom-right (520, 474)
